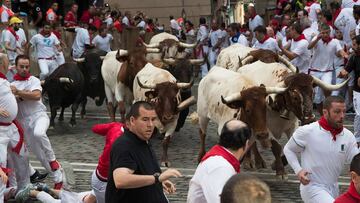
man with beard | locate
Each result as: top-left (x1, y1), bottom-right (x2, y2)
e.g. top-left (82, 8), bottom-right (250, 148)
top-left (3, 17), bottom-right (23, 65)
top-left (29, 23), bottom-right (62, 80)
top-left (284, 96), bottom-right (360, 203)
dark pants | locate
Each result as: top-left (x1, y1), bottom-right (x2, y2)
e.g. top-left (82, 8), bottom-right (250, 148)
top-left (175, 90), bottom-right (191, 132)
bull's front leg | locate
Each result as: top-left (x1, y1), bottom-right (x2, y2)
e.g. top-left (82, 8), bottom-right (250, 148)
top-left (198, 128), bottom-right (207, 163)
top-left (117, 100), bottom-right (126, 123)
top-left (106, 102), bottom-right (116, 122)
top-left (270, 139), bottom-right (288, 180)
top-left (242, 146), bottom-right (255, 170)
top-left (49, 107), bottom-right (57, 129)
top-left (58, 107), bottom-right (65, 121)
top-left (161, 135), bottom-right (171, 167)
top-left (253, 143), bottom-right (267, 169)
top-left (80, 97), bottom-right (87, 119)
top-left (70, 102), bottom-right (80, 127)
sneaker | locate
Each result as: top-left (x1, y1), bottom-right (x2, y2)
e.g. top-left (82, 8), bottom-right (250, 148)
top-left (15, 184), bottom-right (33, 203)
top-left (30, 170), bottom-right (48, 183)
top-left (61, 161), bottom-right (75, 190)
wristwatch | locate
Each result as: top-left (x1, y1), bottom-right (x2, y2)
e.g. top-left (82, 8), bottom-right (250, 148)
top-left (153, 173), bottom-right (160, 184)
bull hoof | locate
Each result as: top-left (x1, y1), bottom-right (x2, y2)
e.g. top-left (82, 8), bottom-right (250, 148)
top-left (161, 161), bottom-right (171, 168)
top-left (48, 125), bottom-right (55, 130)
top-left (68, 123), bottom-right (76, 128)
top-left (255, 159), bottom-right (267, 169)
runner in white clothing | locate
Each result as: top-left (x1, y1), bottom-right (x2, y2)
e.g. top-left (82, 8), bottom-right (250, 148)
top-left (342, 0), bottom-right (360, 8)
top-left (247, 3), bottom-right (264, 33)
top-left (92, 28), bottom-right (113, 53)
top-left (70, 24), bottom-right (97, 59)
top-left (252, 25), bottom-right (280, 53)
top-left (308, 24), bottom-right (348, 113)
top-left (10, 55), bottom-right (64, 190)
top-left (29, 23), bottom-right (61, 80)
top-left (227, 23), bottom-right (248, 46)
top-left (3, 17), bottom-right (23, 65)
top-left (284, 96), bottom-right (360, 203)
top-left (196, 17), bottom-right (209, 78)
top-left (208, 20), bottom-right (223, 69)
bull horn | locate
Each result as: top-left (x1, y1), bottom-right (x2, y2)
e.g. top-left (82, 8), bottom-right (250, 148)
top-left (241, 55), bottom-right (254, 66)
top-left (136, 77), bottom-right (156, 89)
top-left (146, 48), bottom-right (161, 53)
top-left (142, 42), bottom-right (159, 48)
top-left (177, 96), bottom-right (196, 111)
top-left (177, 81), bottom-right (193, 89)
top-left (221, 92), bottom-right (242, 104)
top-left (73, 58), bottom-right (85, 62)
top-left (163, 58), bottom-right (176, 65)
top-left (265, 87), bottom-right (287, 94)
top-left (100, 56), bottom-right (105, 60)
top-left (312, 75), bottom-right (350, 91)
top-left (278, 55), bottom-right (297, 73)
top-left (59, 77), bottom-right (73, 83)
top-left (117, 49), bottom-right (129, 57)
top-left (189, 59), bottom-right (204, 65)
top-left (179, 42), bottom-right (196, 48)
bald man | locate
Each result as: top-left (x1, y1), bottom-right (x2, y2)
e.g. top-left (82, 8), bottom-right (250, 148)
top-left (187, 120), bottom-right (252, 203)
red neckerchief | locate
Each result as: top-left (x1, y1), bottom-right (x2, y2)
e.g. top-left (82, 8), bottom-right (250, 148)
top-left (249, 12), bottom-right (257, 20)
top-left (0, 72), bottom-right (6, 80)
top-left (259, 35), bottom-right (270, 44)
top-left (293, 34), bottom-right (306, 42)
top-left (322, 37), bottom-right (333, 44)
top-left (201, 144), bottom-right (240, 173)
top-left (7, 27), bottom-right (19, 41)
top-left (40, 29), bottom-right (51, 37)
top-left (318, 116), bottom-right (343, 141)
top-left (186, 28), bottom-right (193, 33)
top-left (326, 20), bottom-right (334, 28)
top-left (354, 0), bottom-right (359, 2)
top-left (306, 0), bottom-right (317, 7)
top-left (13, 73), bottom-right (31, 81)
top-left (348, 182), bottom-right (360, 200)
top-left (333, 9), bottom-right (341, 24)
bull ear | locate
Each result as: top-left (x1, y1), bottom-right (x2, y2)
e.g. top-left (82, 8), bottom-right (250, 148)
top-left (145, 91), bottom-right (158, 99)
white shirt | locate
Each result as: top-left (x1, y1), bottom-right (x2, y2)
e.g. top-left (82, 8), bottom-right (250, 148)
top-left (0, 78), bottom-right (18, 122)
top-left (11, 76), bottom-right (47, 120)
top-left (308, 3), bottom-right (321, 23)
top-left (3, 29), bottom-right (18, 63)
top-left (229, 33), bottom-right (248, 46)
top-left (290, 38), bottom-right (311, 73)
top-left (30, 33), bottom-right (60, 58)
top-left (1, 5), bottom-right (11, 23)
top-left (342, 0), bottom-right (360, 8)
top-left (282, 36), bottom-right (291, 48)
top-left (253, 37), bottom-right (280, 53)
top-left (303, 27), bottom-right (318, 43)
top-left (309, 38), bottom-right (342, 71)
top-left (72, 28), bottom-right (90, 58)
top-left (104, 17), bottom-right (113, 27)
top-left (122, 16), bottom-right (129, 26)
top-left (334, 39), bottom-right (346, 68)
top-left (209, 29), bottom-right (222, 50)
top-left (334, 8), bottom-right (357, 46)
top-left (16, 28), bottom-right (27, 47)
top-left (187, 155), bottom-right (236, 203)
top-left (92, 34), bottom-right (113, 52)
top-left (281, 26), bottom-right (287, 37)
top-left (170, 19), bottom-right (181, 30)
top-left (284, 121), bottom-right (359, 184)
top-left (197, 25), bottom-right (209, 45)
top-left (249, 15), bottom-right (264, 33)
top-left (137, 20), bottom-right (146, 29)
top-left (356, 20), bottom-right (360, 36)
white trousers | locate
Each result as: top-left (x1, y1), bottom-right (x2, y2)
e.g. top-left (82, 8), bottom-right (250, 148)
top-left (20, 112), bottom-right (62, 183)
top-left (353, 91), bottom-right (360, 143)
top-left (309, 71), bottom-right (333, 104)
top-left (38, 59), bottom-right (59, 80)
top-left (198, 46), bottom-right (209, 78)
top-left (0, 123), bottom-right (29, 200)
top-left (300, 183), bottom-right (338, 203)
top-left (37, 191), bottom-right (61, 203)
top-left (91, 170), bottom-right (106, 203)
top-left (208, 49), bottom-right (218, 69)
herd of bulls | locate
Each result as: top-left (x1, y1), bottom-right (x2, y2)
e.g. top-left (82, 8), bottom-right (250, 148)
top-left (43, 32), bottom-right (350, 179)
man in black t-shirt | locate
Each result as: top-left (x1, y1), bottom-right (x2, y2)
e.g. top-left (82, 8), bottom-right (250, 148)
top-left (27, 0), bottom-right (43, 29)
top-left (339, 35), bottom-right (360, 147)
top-left (105, 101), bottom-right (182, 203)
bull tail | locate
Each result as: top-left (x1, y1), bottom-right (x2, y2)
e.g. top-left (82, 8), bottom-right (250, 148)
top-left (189, 112), bottom-right (199, 125)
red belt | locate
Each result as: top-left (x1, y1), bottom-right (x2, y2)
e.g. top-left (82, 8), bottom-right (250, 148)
top-left (0, 120), bottom-right (24, 154)
top-left (308, 68), bottom-right (334, 74)
top-left (38, 56), bottom-right (56, 60)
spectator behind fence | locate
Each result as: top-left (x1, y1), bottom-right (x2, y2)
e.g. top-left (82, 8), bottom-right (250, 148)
top-left (220, 174), bottom-right (271, 203)
top-left (334, 153), bottom-right (360, 203)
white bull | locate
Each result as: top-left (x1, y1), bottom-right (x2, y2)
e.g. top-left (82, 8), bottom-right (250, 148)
top-left (143, 32), bottom-right (196, 61)
top-left (133, 63), bottom-right (196, 166)
top-left (237, 60), bottom-right (350, 179)
top-left (196, 66), bottom-right (287, 162)
top-left (216, 44), bottom-right (255, 71)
